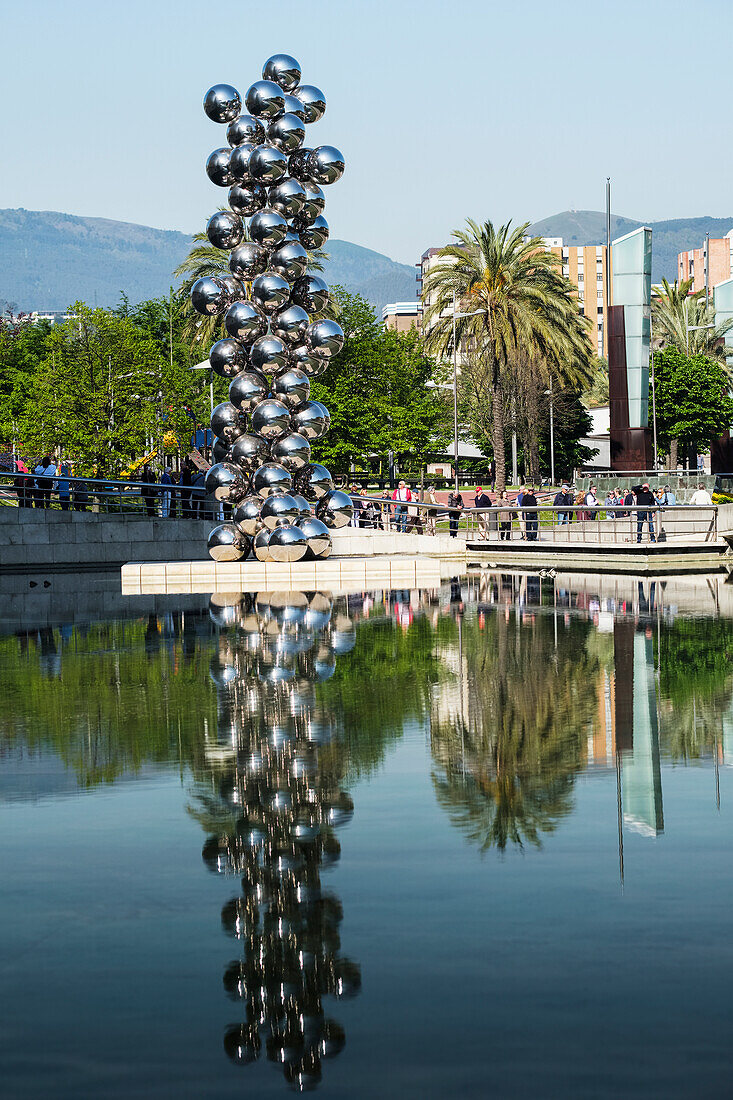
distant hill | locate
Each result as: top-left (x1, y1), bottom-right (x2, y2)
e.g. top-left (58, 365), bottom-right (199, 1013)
top-left (529, 210), bottom-right (733, 283)
top-left (0, 209), bottom-right (416, 317)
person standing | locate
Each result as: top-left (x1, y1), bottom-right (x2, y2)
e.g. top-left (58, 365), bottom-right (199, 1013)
top-left (140, 464), bottom-right (157, 517)
top-left (160, 467), bottom-right (173, 517)
top-left (473, 485), bottom-right (492, 540)
top-left (663, 484), bottom-right (676, 506)
top-left (554, 483), bottom-right (572, 526)
top-left (516, 486), bottom-right (527, 539)
top-left (33, 455), bottom-right (57, 508)
top-left (192, 469), bottom-right (206, 518)
top-left (585, 484), bottom-right (599, 521)
top-left (180, 460), bottom-right (194, 518)
top-left (523, 485), bottom-right (539, 540)
top-left (391, 480), bottom-right (411, 532)
top-left (635, 481), bottom-right (656, 543)
top-left (689, 482), bottom-right (713, 506)
top-left (14, 459), bottom-right (31, 507)
top-left (73, 476), bottom-right (89, 512)
top-left (447, 489), bottom-right (464, 537)
top-left (498, 490), bottom-right (513, 540)
top-left (56, 464), bottom-right (71, 510)
top-left (424, 484), bottom-right (438, 535)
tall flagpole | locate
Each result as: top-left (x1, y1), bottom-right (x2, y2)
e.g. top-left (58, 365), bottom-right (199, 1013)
top-left (605, 177), bottom-right (611, 361)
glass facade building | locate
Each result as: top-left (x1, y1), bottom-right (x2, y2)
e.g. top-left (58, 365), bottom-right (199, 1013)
top-left (612, 227), bottom-right (652, 429)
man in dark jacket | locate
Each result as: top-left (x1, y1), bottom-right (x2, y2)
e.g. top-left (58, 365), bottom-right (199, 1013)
top-left (634, 482), bottom-right (656, 543)
top-left (553, 483), bottom-right (572, 525)
top-left (474, 485), bottom-right (492, 540)
top-left (523, 486), bottom-right (539, 540)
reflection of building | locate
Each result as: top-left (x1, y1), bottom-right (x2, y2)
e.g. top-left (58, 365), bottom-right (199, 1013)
top-left (198, 590), bottom-right (360, 1090)
top-left (622, 630), bottom-right (664, 836)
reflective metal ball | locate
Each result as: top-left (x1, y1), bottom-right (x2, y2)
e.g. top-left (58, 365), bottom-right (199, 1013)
top-left (233, 496), bottom-right (263, 537)
top-left (245, 80), bottom-right (284, 120)
top-left (251, 399), bottom-right (291, 440)
top-left (296, 462), bottom-right (334, 499)
top-left (270, 240), bottom-right (308, 282)
top-left (212, 438), bottom-right (232, 464)
top-left (229, 371), bottom-right (267, 412)
top-left (267, 112), bottom-right (305, 153)
top-left (228, 141), bottom-right (255, 183)
top-left (229, 433), bottom-right (269, 474)
top-left (249, 207), bottom-right (288, 248)
top-left (249, 333), bottom-right (289, 375)
top-left (219, 274), bottom-right (245, 306)
top-left (308, 145), bottom-right (345, 185)
top-left (271, 367), bottom-right (310, 409)
top-left (228, 242), bottom-right (268, 282)
top-left (206, 147), bottom-right (234, 187)
top-left (294, 85), bottom-right (326, 124)
top-left (226, 113), bottom-right (265, 147)
top-left (191, 276), bottom-right (226, 316)
top-left (253, 528), bottom-right (272, 562)
top-left (252, 461), bottom-right (292, 498)
top-left (288, 147), bottom-right (314, 182)
top-left (206, 210), bottom-right (243, 250)
top-left (283, 92), bottom-right (305, 120)
top-left (298, 516), bottom-right (332, 559)
top-left (317, 489), bottom-right (353, 529)
top-left (272, 432), bottom-right (311, 471)
top-left (305, 318), bottom-right (344, 360)
top-left (247, 143), bottom-right (289, 183)
top-left (290, 492), bottom-right (313, 518)
top-left (267, 178), bottom-right (306, 219)
top-left (209, 338), bottom-right (246, 379)
top-left (301, 182), bottom-right (326, 222)
top-left (207, 523), bottom-right (247, 562)
top-left (203, 84), bottom-right (241, 123)
top-left (262, 54), bottom-right (301, 93)
top-left (297, 214), bottom-right (329, 250)
top-left (290, 401), bottom-right (329, 440)
top-left (271, 305), bottom-right (309, 347)
top-left (251, 271), bottom-right (290, 314)
top-left (228, 183), bottom-right (266, 217)
top-left (290, 342), bottom-right (327, 377)
top-left (223, 299), bottom-right (267, 344)
top-left (268, 524), bottom-right (308, 562)
top-left (205, 463), bottom-right (246, 502)
top-left (211, 401), bottom-right (244, 443)
top-left (261, 494), bottom-right (301, 531)
top-left (291, 275), bottom-right (329, 314)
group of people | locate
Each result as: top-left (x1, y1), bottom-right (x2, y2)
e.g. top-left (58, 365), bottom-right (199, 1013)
top-left (11, 457), bottom-right (89, 510)
top-left (139, 461), bottom-right (209, 518)
top-left (551, 480), bottom-right (714, 543)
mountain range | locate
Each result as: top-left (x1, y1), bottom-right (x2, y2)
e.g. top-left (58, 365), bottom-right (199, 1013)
top-left (1, 207), bottom-right (731, 316)
top-left (0, 209), bottom-right (416, 317)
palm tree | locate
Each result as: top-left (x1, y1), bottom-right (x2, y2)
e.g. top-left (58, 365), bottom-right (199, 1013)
top-left (652, 277), bottom-right (733, 360)
top-left (422, 219), bottom-right (592, 490)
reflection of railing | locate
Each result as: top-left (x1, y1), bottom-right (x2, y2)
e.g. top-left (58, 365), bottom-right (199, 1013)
top-left (350, 494), bottom-right (721, 545)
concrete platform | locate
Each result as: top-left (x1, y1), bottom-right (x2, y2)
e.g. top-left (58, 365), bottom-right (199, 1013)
top-left (466, 538), bottom-right (731, 574)
top-left (123, 556), bottom-right (461, 596)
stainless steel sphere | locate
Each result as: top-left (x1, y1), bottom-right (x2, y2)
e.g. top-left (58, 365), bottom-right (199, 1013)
top-left (314, 399), bottom-right (331, 433)
top-left (233, 495), bottom-right (263, 537)
top-left (249, 333), bottom-right (289, 374)
top-left (251, 271), bottom-right (290, 315)
top-left (298, 516), bottom-right (332, 559)
top-left (270, 241), bottom-right (308, 282)
top-left (229, 433), bottom-right (269, 474)
top-left (294, 85), bottom-right (326, 124)
top-left (206, 147), bottom-right (234, 187)
top-left (206, 210), bottom-right (243, 250)
top-left (290, 342), bottom-right (327, 378)
top-left (287, 147), bottom-right (313, 182)
top-left (203, 84), bottom-right (241, 123)
top-left (305, 318), bottom-right (344, 360)
top-left (211, 401), bottom-right (244, 443)
top-left (268, 524), bottom-right (308, 562)
top-left (223, 298), bottom-right (267, 343)
top-left (212, 437), bottom-right (232, 464)
top-left (296, 462), bottom-right (334, 499)
top-left (271, 305), bottom-right (309, 347)
top-left (253, 528), bottom-right (272, 562)
top-left (283, 93), bottom-right (305, 120)
top-left (228, 141), bottom-right (255, 183)
top-left (252, 461), bottom-right (292, 498)
top-left (267, 113), bottom-right (305, 153)
top-left (228, 183), bottom-right (266, 217)
top-left (249, 207), bottom-right (288, 248)
top-left (261, 493), bottom-right (301, 531)
top-left (229, 371), bottom-right (267, 412)
top-left (191, 276), bottom-right (226, 316)
top-left (317, 489), bottom-right (353, 529)
top-left (227, 113), bottom-right (265, 147)
top-left (271, 366), bottom-right (310, 409)
top-left (207, 523), bottom-right (247, 561)
top-left (291, 275), bottom-right (329, 314)
top-left (228, 242), bottom-right (268, 282)
top-left (245, 80), bottom-right (284, 120)
top-left (251, 398), bottom-right (291, 440)
top-left (307, 145), bottom-right (345, 185)
top-left (290, 401), bottom-right (329, 440)
top-left (290, 492), bottom-right (313, 518)
top-left (205, 463), bottom-right (245, 503)
top-left (209, 337), bottom-right (246, 379)
top-left (271, 432), bottom-right (311, 471)
top-left (267, 178), bottom-right (306, 219)
top-left (219, 274), bottom-right (245, 306)
top-left (262, 54), bottom-right (301, 93)
top-left (298, 214), bottom-right (329, 250)
top-left (301, 181), bottom-right (326, 221)
top-left (247, 143), bottom-right (288, 183)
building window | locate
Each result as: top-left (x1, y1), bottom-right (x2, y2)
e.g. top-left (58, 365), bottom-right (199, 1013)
top-left (597, 275), bottom-right (604, 284)
top-left (597, 307), bottom-right (604, 315)
top-left (578, 274), bottom-right (584, 283)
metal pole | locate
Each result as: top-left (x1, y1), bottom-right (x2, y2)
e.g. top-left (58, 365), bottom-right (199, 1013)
top-left (705, 232), bottom-right (710, 310)
top-left (452, 291), bottom-right (459, 494)
top-left (549, 377), bottom-right (555, 486)
top-left (511, 399), bottom-right (518, 486)
top-left (650, 314), bottom-right (658, 470)
top-left (605, 177), bottom-right (612, 361)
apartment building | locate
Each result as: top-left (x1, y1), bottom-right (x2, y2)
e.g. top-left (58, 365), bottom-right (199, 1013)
top-left (678, 231), bottom-right (733, 293)
top-left (382, 301), bottom-right (420, 332)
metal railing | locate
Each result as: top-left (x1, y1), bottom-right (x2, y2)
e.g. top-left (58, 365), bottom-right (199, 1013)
top-left (0, 471), bottom-right (217, 518)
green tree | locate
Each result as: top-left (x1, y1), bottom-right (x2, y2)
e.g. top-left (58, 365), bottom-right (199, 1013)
top-left (652, 346), bottom-right (733, 467)
top-left (422, 219), bottom-right (593, 491)
top-left (0, 315), bottom-right (55, 449)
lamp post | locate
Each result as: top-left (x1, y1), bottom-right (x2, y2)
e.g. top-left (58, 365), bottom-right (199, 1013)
top-left (544, 379), bottom-right (555, 487)
top-left (451, 293), bottom-right (483, 493)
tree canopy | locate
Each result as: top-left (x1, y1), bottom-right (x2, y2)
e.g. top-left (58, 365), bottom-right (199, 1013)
top-left (652, 346), bottom-right (733, 461)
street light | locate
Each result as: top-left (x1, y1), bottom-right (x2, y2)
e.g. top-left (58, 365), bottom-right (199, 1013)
top-left (544, 379), bottom-right (555, 486)
top-left (451, 293), bottom-right (483, 494)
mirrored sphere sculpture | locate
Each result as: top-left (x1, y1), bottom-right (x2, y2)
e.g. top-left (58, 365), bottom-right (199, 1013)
top-left (271, 432), bottom-right (311, 471)
top-left (268, 524), bottom-right (308, 561)
top-left (271, 305), bottom-right (309, 347)
top-left (317, 489), bottom-right (354, 529)
top-left (262, 54), bottom-right (301, 92)
top-left (207, 523), bottom-right (247, 561)
top-left (249, 334), bottom-right (289, 375)
top-left (229, 141), bottom-right (255, 183)
top-left (251, 272), bottom-right (290, 315)
top-left (249, 207), bottom-right (288, 248)
top-left (206, 210), bottom-right (243, 250)
top-left (251, 399), bottom-right (291, 440)
top-left (224, 298), bottom-right (267, 341)
top-left (290, 343), bottom-right (327, 378)
top-left (233, 496), bottom-right (264, 537)
top-left (209, 338), bottom-right (247, 379)
top-left (270, 241), bottom-right (308, 282)
top-left (228, 183), bottom-right (266, 217)
top-left (267, 178), bottom-right (306, 219)
top-left (191, 276), bottom-right (226, 316)
top-left (296, 463), bottom-right (334, 500)
top-left (267, 113), bottom-right (306, 153)
top-left (298, 516), bottom-right (332, 559)
top-left (290, 401), bottom-right (328, 441)
top-left (253, 528), bottom-right (271, 561)
top-left (261, 493), bottom-right (300, 531)
top-left (292, 274), bottom-right (329, 314)
top-left (230, 433), bottom-right (269, 474)
top-left (271, 367), bottom-right (310, 409)
top-left (245, 80), bottom-right (285, 119)
top-left (229, 371), bottom-right (268, 412)
top-left (297, 214), bottom-right (329, 250)
top-left (305, 319), bottom-right (344, 360)
top-left (294, 84), bottom-right (326, 123)
top-left (203, 84), bottom-right (241, 123)
top-left (206, 147), bottom-right (234, 186)
top-left (227, 113), bottom-right (265, 147)
top-left (212, 438), bottom-right (232, 464)
top-left (205, 463), bottom-right (245, 502)
top-left (252, 461), bottom-right (292, 498)
top-left (248, 143), bottom-right (288, 183)
top-left (307, 146), bottom-right (345, 185)
top-left (211, 401), bottom-right (244, 443)
top-left (229, 243), bottom-right (268, 282)
top-left (287, 147), bottom-right (314, 182)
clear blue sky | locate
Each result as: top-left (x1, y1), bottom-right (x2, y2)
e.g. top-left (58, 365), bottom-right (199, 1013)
top-left (1, 0), bottom-right (730, 265)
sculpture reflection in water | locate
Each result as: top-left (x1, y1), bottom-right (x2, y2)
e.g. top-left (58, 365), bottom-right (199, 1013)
top-left (200, 589), bottom-right (360, 1090)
